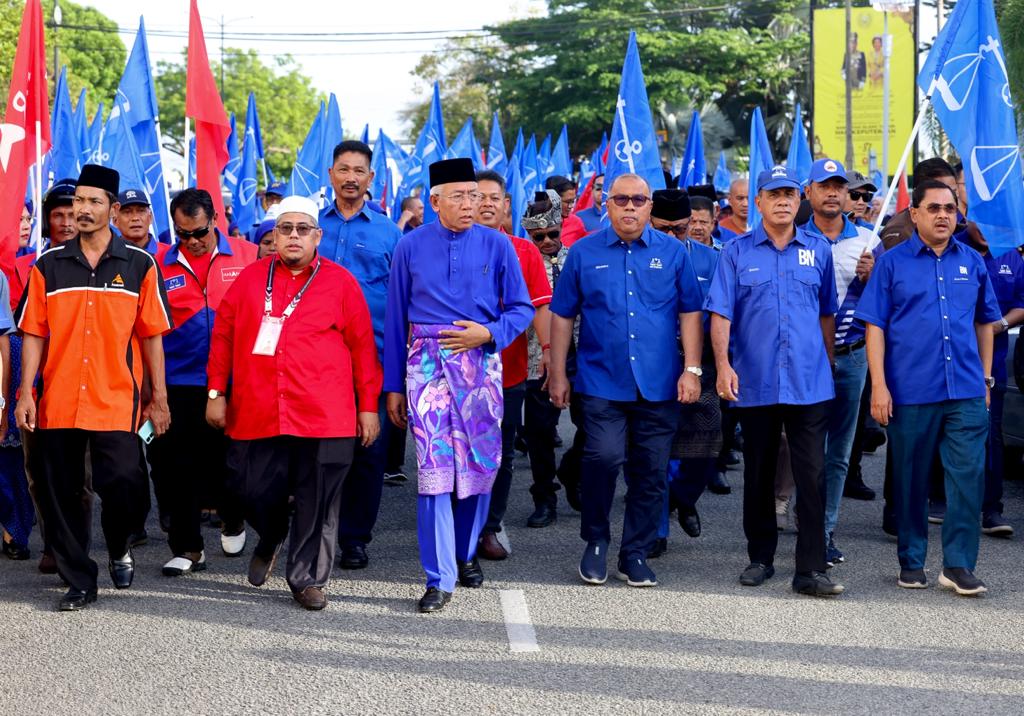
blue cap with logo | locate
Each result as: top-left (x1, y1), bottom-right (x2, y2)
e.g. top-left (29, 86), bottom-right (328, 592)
top-left (808, 158), bottom-right (848, 184)
top-left (117, 188), bottom-right (150, 207)
top-left (757, 165), bottom-right (802, 192)
top-left (265, 180), bottom-right (287, 197)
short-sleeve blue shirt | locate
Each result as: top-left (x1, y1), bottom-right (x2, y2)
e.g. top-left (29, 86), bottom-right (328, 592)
top-left (705, 224), bottom-right (839, 407)
top-left (550, 225), bottom-right (703, 402)
top-left (855, 233), bottom-right (1002, 405)
top-left (984, 248), bottom-right (1024, 384)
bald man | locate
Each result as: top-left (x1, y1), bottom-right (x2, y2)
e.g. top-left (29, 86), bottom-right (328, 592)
top-left (717, 179), bottom-right (749, 241)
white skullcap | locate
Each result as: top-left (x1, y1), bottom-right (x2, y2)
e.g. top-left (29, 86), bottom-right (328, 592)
top-left (275, 195), bottom-right (320, 225)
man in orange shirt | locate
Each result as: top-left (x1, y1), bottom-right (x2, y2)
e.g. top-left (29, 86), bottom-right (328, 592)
top-left (14, 164), bottom-right (174, 612)
top-left (717, 178), bottom-right (749, 241)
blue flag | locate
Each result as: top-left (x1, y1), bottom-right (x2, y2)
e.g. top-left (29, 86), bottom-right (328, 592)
top-left (747, 107), bottom-right (775, 230)
top-left (291, 102), bottom-right (325, 199)
top-left (187, 135), bottom-right (196, 188)
top-left (593, 131), bottom-right (609, 175)
top-left (88, 102), bottom-right (105, 162)
top-left (509, 127), bottom-right (525, 171)
top-left (605, 32), bottom-right (665, 194)
top-left (680, 111), bottom-right (706, 188)
top-left (579, 158), bottom-right (595, 189)
top-left (244, 92), bottom-right (265, 160)
top-left (48, 66), bottom-right (81, 183)
top-left (508, 161), bottom-right (527, 238)
top-left (321, 93), bottom-right (343, 203)
top-left (403, 81), bottom-right (447, 224)
top-left (233, 121), bottom-right (260, 236)
top-left (360, 123), bottom-right (369, 145)
top-left (538, 134), bottom-right (554, 182)
top-left (370, 130), bottom-right (396, 215)
top-left (551, 124), bottom-right (572, 179)
top-left (713, 152), bottom-right (731, 195)
top-left (102, 109), bottom-right (148, 203)
top-left (447, 117), bottom-right (482, 169)
top-left (522, 135), bottom-right (540, 196)
top-left (223, 112), bottom-right (241, 195)
top-left (786, 103), bottom-right (813, 186)
top-left (920, 0), bottom-right (1024, 254)
top-left (486, 112), bottom-right (507, 175)
top-left (72, 88), bottom-right (91, 169)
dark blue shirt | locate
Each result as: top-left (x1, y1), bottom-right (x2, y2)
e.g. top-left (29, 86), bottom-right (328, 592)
top-left (550, 225), bottom-right (703, 402)
top-left (575, 206), bottom-right (604, 233)
top-left (983, 248), bottom-right (1024, 384)
top-left (705, 225), bottom-right (839, 407)
top-left (855, 234), bottom-right (1002, 405)
top-left (319, 200), bottom-right (403, 359)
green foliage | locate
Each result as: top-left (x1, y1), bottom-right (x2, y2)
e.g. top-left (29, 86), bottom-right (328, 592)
top-left (154, 48), bottom-right (323, 177)
top-left (999, 0), bottom-right (1024, 131)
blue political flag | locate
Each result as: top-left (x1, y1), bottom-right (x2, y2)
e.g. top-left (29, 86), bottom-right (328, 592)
top-left (679, 111), bottom-right (706, 188)
top-left (551, 124), bottom-right (572, 178)
top-left (447, 117), bottom-right (482, 169)
top-left (605, 32), bottom-right (665, 194)
top-left (509, 128), bottom-right (525, 170)
top-left (48, 66), bottom-right (81, 182)
top-left (508, 161), bottom-right (527, 238)
top-left (102, 109), bottom-right (149, 201)
top-left (72, 88), bottom-right (91, 168)
top-left (88, 102), bottom-right (105, 161)
top-left (747, 106), bottom-right (775, 230)
top-left (360, 123), bottom-right (369, 145)
top-left (538, 134), bottom-right (554, 181)
top-left (223, 113), bottom-right (241, 195)
top-left (290, 102), bottom-right (325, 199)
top-left (402, 81), bottom-right (447, 224)
top-left (244, 92), bottom-right (265, 159)
top-left (370, 130), bottom-right (396, 215)
top-left (321, 93), bottom-right (343, 203)
top-left (594, 131), bottom-right (609, 175)
top-left (579, 158), bottom-right (595, 188)
top-left (521, 135), bottom-right (540, 196)
top-left (486, 112), bottom-right (507, 175)
top-left (233, 121), bottom-right (260, 235)
top-left (713, 152), bottom-right (731, 195)
top-left (786, 103), bottom-right (813, 186)
top-left (919, 0), bottom-right (1024, 254)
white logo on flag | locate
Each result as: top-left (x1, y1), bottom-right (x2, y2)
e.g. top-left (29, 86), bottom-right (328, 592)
top-left (798, 249), bottom-right (815, 267)
top-left (613, 96), bottom-right (643, 172)
top-left (935, 36), bottom-right (1011, 112)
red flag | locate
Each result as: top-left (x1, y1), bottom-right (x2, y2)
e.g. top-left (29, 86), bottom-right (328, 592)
top-left (573, 173), bottom-right (596, 214)
top-left (186, 0), bottom-right (230, 234)
top-left (895, 170), bottom-right (910, 213)
top-left (0, 0), bottom-right (50, 279)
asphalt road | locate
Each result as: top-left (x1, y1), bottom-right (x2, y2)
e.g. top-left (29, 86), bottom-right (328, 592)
top-left (2, 425), bottom-right (1023, 715)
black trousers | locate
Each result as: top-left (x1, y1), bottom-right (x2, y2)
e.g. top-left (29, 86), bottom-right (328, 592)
top-left (485, 382), bottom-right (526, 532)
top-left (147, 386), bottom-right (241, 556)
top-left (385, 422), bottom-right (407, 475)
top-left (523, 379), bottom-right (563, 507)
top-left (737, 402), bottom-right (828, 574)
top-left (227, 436), bottom-right (354, 591)
top-left (33, 429), bottom-right (147, 592)
top-left (337, 402), bottom-right (389, 549)
top-left (555, 390), bottom-right (587, 507)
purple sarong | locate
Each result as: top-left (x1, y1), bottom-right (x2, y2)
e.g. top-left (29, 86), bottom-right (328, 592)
top-left (406, 324), bottom-right (504, 499)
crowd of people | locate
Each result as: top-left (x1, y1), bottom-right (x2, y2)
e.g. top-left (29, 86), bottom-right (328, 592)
top-left (0, 140), bottom-right (1017, 614)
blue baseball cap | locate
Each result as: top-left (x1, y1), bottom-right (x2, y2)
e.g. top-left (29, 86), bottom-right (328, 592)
top-left (253, 219), bottom-right (276, 242)
top-left (265, 180), bottom-right (287, 196)
top-left (117, 188), bottom-right (150, 207)
top-left (808, 158), bottom-right (847, 184)
top-left (757, 165), bottom-right (801, 192)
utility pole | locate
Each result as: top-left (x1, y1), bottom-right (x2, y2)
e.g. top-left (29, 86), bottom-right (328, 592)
top-left (220, 14), bottom-right (225, 99)
top-left (844, 0), bottom-right (855, 169)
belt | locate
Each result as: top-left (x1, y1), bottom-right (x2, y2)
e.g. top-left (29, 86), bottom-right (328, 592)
top-left (834, 338), bottom-right (866, 356)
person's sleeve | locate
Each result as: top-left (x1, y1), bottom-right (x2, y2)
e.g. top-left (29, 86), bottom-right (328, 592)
top-left (977, 264), bottom-right (1004, 324)
top-left (383, 238), bottom-right (411, 393)
top-left (206, 274), bottom-right (240, 393)
top-left (134, 261), bottom-right (174, 338)
top-left (15, 265), bottom-right (49, 338)
top-left (521, 242), bottom-right (552, 307)
top-left (482, 238), bottom-right (535, 351)
top-left (676, 248), bottom-right (703, 313)
top-left (819, 246), bottom-right (839, 315)
top-left (703, 243), bottom-right (737, 320)
top-left (0, 273), bottom-right (15, 334)
top-left (1013, 255), bottom-right (1024, 310)
top-left (549, 243), bottom-right (582, 319)
top-left (561, 214), bottom-right (586, 244)
top-left (340, 273), bottom-right (383, 412)
top-left (853, 253), bottom-right (892, 328)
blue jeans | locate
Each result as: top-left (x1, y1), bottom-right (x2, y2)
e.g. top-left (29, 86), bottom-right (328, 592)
top-left (824, 346), bottom-right (868, 537)
top-left (888, 398), bottom-right (988, 571)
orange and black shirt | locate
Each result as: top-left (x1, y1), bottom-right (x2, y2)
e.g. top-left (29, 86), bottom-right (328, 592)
top-left (15, 236), bottom-right (173, 432)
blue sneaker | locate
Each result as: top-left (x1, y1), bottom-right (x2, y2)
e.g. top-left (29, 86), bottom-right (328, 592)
top-left (825, 534), bottom-right (845, 568)
top-left (579, 541), bottom-right (608, 584)
top-left (615, 557), bottom-right (657, 587)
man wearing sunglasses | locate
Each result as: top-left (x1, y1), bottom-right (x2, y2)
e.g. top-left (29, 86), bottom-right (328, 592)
top-left (548, 173), bottom-right (704, 589)
top-left (843, 171), bottom-right (877, 230)
top-left (856, 180), bottom-right (1001, 596)
top-left (150, 189), bottom-right (258, 578)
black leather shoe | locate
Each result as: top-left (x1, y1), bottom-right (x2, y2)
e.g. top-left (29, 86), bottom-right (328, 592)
top-left (793, 571), bottom-right (845, 596)
top-left (129, 530), bottom-right (149, 547)
top-left (2, 540), bottom-right (29, 560)
top-left (59, 587), bottom-right (97, 612)
top-left (339, 544), bottom-right (369, 570)
top-left (843, 471), bottom-right (876, 501)
top-left (527, 503), bottom-right (557, 528)
top-left (708, 471), bottom-right (732, 495)
top-left (108, 551), bottom-right (135, 589)
top-left (248, 542), bottom-right (281, 587)
top-left (678, 505), bottom-right (702, 538)
top-left (458, 557), bottom-right (484, 588)
top-left (739, 562), bottom-right (775, 586)
top-left (418, 587), bottom-right (452, 613)
top-left (647, 537), bottom-right (668, 559)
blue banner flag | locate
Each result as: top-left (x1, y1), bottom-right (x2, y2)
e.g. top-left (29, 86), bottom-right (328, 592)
top-left (447, 117), bottom-right (482, 169)
top-left (551, 124), bottom-right (572, 179)
top-left (605, 32), bottom-right (665, 194)
top-left (920, 0), bottom-right (1024, 254)
top-left (48, 66), bottom-right (81, 182)
top-left (522, 134), bottom-right (540, 196)
top-left (593, 131), bottom-right (609, 175)
top-left (713, 152), bottom-right (731, 195)
top-left (360, 123), bottom-right (369, 145)
top-left (508, 161), bottom-right (527, 238)
top-left (88, 102), bottom-right (104, 162)
top-left (244, 92), bottom-right (265, 159)
top-left (102, 109), bottom-right (148, 202)
top-left (786, 103), bottom-right (812, 186)
top-left (679, 111), bottom-right (706, 188)
top-left (486, 112), bottom-right (507, 175)
top-left (233, 121), bottom-right (260, 236)
top-left (747, 107), bottom-right (775, 230)
top-left (187, 135), bottom-right (196, 187)
top-left (72, 88), bottom-right (91, 168)
top-left (223, 112), bottom-right (240, 195)
top-left (538, 134), bottom-right (554, 181)
top-left (403, 81), bottom-right (447, 224)
top-left (290, 102), bottom-right (325, 199)
top-left (321, 93), bottom-right (343, 203)
top-left (509, 127), bottom-right (525, 171)
top-left (370, 129), bottom-right (396, 215)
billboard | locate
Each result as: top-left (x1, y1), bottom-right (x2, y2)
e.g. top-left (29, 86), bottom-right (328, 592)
top-left (812, 7), bottom-right (915, 176)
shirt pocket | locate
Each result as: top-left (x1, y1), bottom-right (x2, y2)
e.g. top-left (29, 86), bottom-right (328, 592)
top-left (950, 279), bottom-right (978, 316)
top-left (794, 267), bottom-right (823, 309)
top-left (737, 268), bottom-right (772, 297)
top-left (346, 244), bottom-right (390, 287)
top-left (637, 266), bottom-right (677, 310)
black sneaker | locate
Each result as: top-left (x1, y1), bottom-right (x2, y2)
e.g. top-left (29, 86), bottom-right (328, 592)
top-left (579, 541), bottom-right (608, 585)
top-left (739, 562), bottom-right (774, 586)
top-left (647, 537), bottom-right (668, 559)
top-left (938, 567), bottom-right (988, 596)
top-left (928, 503), bottom-right (946, 525)
top-left (383, 471), bottom-right (408, 485)
top-left (982, 513), bottom-right (1014, 537)
top-left (792, 571), bottom-right (844, 597)
top-left (825, 533), bottom-right (845, 568)
top-left (897, 568), bottom-right (928, 589)
top-left (615, 557), bottom-right (657, 587)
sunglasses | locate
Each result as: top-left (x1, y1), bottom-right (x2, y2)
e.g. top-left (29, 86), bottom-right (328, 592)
top-left (609, 194), bottom-right (651, 208)
top-left (530, 229), bottom-right (561, 242)
top-left (174, 223), bottom-right (212, 240)
top-left (849, 191), bottom-right (873, 202)
top-left (276, 223), bottom-right (317, 237)
top-left (658, 223), bottom-right (689, 237)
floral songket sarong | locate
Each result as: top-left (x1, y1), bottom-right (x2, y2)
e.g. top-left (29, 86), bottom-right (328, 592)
top-left (406, 324), bottom-right (503, 499)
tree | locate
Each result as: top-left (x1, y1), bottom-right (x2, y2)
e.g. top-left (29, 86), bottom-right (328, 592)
top-left (1000, 0), bottom-right (1024, 130)
top-left (154, 48), bottom-right (323, 177)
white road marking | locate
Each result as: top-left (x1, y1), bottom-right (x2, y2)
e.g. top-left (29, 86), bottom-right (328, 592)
top-left (499, 589), bottom-right (540, 653)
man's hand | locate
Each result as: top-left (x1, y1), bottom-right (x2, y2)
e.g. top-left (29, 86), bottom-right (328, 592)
top-left (547, 372), bottom-right (571, 409)
top-left (438, 321), bottom-right (492, 354)
top-left (678, 371), bottom-right (700, 404)
top-left (870, 383), bottom-right (893, 426)
top-left (538, 348), bottom-right (551, 389)
top-left (716, 364), bottom-right (739, 402)
top-left (386, 392), bottom-right (408, 429)
top-left (206, 397), bottom-right (226, 430)
top-left (986, 385), bottom-right (991, 410)
top-left (14, 394), bottom-right (35, 432)
top-left (142, 394), bottom-right (171, 437)
top-left (357, 411), bottom-right (381, 447)
top-left (855, 251), bottom-right (875, 282)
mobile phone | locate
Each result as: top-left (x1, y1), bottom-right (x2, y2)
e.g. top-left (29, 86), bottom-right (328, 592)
top-left (138, 419), bottom-right (156, 445)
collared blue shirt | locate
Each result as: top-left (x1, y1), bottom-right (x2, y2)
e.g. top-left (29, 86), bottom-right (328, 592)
top-left (319, 200), bottom-right (402, 359)
top-left (705, 224), bottom-right (839, 407)
top-left (983, 248), bottom-right (1024, 383)
top-left (855, 233), bottom-right (1002, 405)
top-left (683, 238), bottom-right (720, 301)
top-left (550, 225), bottom-right (703, 402)
top-left (575, 206), bottom-right (604, 233)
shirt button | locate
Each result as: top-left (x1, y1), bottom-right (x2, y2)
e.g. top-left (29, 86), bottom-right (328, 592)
top-left (630, 334), bottom-right (635, 339)
top-left (81, 385), bottom-right (86, 390)
top-left (941, 296), bottom-right (946, 300)
top-left (947, 356), bottom-right (952, 361)
top-left (629, 312), bottom-right (634, 317)
top-left (943, 315), bottom-right (948, 319)
top-left (85, 330), bottom-right (91, 335)
top-left (88, 301), bottom-right (93, 306)
top-left (83, 358), bottom-right (88, 363)
top-left (628, 270), bottom-right (633, 275)
top-left (628, 291), bottom-right (633, 296)
top-left (631, 356), bottom-right (636, 361)
top-left (939, 277), bottom-right (944, 281)
top-left (945, 336), bottom-right (950, 340)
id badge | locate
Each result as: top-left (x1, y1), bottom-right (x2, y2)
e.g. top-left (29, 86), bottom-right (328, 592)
top-left (252, 315), bottom-right (283, 356)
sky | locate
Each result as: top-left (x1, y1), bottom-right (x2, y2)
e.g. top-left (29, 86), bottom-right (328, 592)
top-left (82, 0), bottom-right (543, 141)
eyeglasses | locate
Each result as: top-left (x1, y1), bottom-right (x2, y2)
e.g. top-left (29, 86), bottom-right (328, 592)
top-left (608, 194), bottom-right (651, 208)
top-left (658, 223), bottom-right (689, 237)
top-left (530, 229), bottom-right (561, 242)
top-left (921, 203), bottom-right (958, 215)
top-left (276, 222), bottom-right (317, 237)
top-left (443, 191), bottom-right (483, 204)
top-left (849, 191), bottom-right (873, 202)
top-left (174, 222), bottom-right (212, 240)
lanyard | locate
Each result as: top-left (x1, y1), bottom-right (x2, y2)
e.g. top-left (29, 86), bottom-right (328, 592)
top-left (264, 257), bottom-right (321, 320)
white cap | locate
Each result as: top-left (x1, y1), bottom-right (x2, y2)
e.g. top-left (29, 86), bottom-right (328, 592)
top-left (275, 195), bottom-right (320, 224)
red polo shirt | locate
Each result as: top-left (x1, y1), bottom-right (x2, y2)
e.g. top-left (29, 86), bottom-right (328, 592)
top-left (501, 232), bottom-right (551, 388)
top-left (561, 213), bottom-right (587, 247)
top-left (207, 255), bottom-right (382, 440)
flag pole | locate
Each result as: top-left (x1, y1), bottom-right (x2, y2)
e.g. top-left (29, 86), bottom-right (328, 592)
top-left (33, 120), bottom-right (43, 250)
top-left (183, 116), bottom-right (190, 189)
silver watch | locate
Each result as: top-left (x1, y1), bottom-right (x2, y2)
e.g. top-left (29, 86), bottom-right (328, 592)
top-left (685, 366), bottom-right (703, 378)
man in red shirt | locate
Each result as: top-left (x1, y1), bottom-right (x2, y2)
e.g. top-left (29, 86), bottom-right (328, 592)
top-left (473, 171), bottom-right (552, 560)
top-left (545, 176), bottom-right (588, 245)
top-left (206, 195), bottom-right (382, 611)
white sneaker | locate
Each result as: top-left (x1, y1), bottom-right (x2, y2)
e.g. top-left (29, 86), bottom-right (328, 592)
top-left (775, 496), bottom-right (791, 531)
top-left (221, 530), bottom-right (246, 557)
top-left (162, 552), bottom-right (206, 577)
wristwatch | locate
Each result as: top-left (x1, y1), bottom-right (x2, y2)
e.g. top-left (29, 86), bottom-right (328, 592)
top-left (1000, 318), bottom-right (1009, 333)
top-left (0, 396), bottom-right (6, 410)
top-left (985, 376), bottom-right (996, 388)
top-left (208, 389), bottom-right (225, 400)
top-left (685, 366), bottom-right (703, 378)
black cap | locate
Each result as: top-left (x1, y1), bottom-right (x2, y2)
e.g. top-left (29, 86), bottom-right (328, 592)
top-left (43, 178), bottom-right (77, 209)
top-left (77, 164), bottom-right (119, 196)
top-left (428, 158), bottom-right (476, 188)
top-left (651, 189), bottom-right (691, 221)
top-left (686, 184), bottom-right (718, 202)
top-left (117, 188), bottom-right (150, 208)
